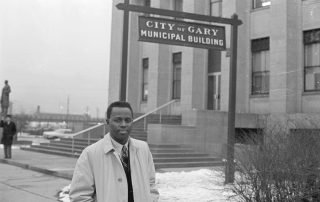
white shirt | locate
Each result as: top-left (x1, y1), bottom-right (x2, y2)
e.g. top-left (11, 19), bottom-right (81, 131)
top-left (110, 136), bottom-right (129, 161)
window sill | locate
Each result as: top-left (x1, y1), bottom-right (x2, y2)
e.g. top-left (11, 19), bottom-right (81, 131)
top-left (250, 6), bottom-right (270, 13)
top-left (302, 0), bottom-right (320, 5)
top-left (302, 91), bottom-right (320, 96)
top-left (250, 94), bottom-right (269, 99)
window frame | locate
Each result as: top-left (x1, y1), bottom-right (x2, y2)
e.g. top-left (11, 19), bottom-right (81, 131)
top-left (173, 0), bottom-right (183, 12)
top-left (252, 0), bottom-right (271, 10)
top-left (251, 37), bottom-right (270, 95)
top-left (304, 29), bottom-right (320, 92)
top-left (172, 52), bottom-right (182, 100)
top-left (144, 0), bottom-right (150, 7)
top-left (141, 58), bottom-right (149, 102)
top-left (209, 0), bottom-right (222, 17)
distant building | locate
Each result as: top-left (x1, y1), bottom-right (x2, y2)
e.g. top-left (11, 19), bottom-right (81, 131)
top-left (108, 0), bottom-right (320, 157)
top-left (32, 112), bottom-right (90, 123)
top-left (33, 105), bottom-right (90, 122)
top-left (28, 106), bottom-right (93, 132)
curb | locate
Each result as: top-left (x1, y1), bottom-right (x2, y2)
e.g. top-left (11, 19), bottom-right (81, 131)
top-left (0, 159), bottom-right (72, 180)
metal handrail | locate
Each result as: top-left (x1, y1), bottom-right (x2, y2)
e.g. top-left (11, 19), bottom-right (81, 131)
top-left (69, 99), bottom-right (178, 154)
top-left (69, 123), bottom-right (105, 138)
top-left (133, 99), bottom-right (177, 123)
top-left (70, 123), bottom-right (105, 154)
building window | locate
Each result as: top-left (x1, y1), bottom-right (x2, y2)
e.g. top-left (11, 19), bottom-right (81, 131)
top-left (252, 0), bottom-right (271, 9)
top-left (210, 0), bottom-right (222, 17)
top-left (251, 38), bottom-right (270, 95)
top-left (144, 0), bottom-right (150, 7)
top-left (304, 29), bottom-right (320, 92)
top-left (172, 52), bottom-right (182, 99)
top-left (173, 0), bottom-right (183, 11)
top-left (142, 58), bottom-right (149, 101)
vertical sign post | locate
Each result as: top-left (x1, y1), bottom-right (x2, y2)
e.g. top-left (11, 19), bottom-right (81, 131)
top-left (120, 0), bottom-right (130, 101)
top-left (225, 14), bottom-right (239, 183)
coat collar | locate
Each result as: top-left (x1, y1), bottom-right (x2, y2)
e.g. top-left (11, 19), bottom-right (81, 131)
top-left (103, 133), bottom-right (138, 154)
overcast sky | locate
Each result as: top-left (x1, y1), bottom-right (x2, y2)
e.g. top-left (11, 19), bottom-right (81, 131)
top-left (0, 0), bottom-right (112, 118)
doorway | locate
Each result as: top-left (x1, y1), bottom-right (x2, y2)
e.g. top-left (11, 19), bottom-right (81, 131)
top-left (208, 72), bottom-right (221, 110)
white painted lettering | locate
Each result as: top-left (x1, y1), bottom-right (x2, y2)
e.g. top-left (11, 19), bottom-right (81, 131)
top-left (203, 28), bottom-right (211, 35)
top-left (188, 26), bottom-right (195, 33)
top-left (141, 30), bottom-right (147, 36)
top-left (167, 23), bottom-right (175, 31)
top-left (146, 21), bottom-right (153, 28)
top-left (159, 22), bottom-right (166, 29)
top-left (195, 27), bottom-right (203, 35)
top-left (211, 29), bottom-right (219, 36)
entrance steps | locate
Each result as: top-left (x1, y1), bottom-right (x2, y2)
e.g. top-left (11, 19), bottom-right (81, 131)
top-left (21, 137), bottom-right (223, 168)
top-left (21, 115), bottom-right (224, 168)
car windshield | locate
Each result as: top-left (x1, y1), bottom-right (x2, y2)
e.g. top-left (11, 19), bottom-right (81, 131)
top-left (55, 129), bottom-right (71, 133)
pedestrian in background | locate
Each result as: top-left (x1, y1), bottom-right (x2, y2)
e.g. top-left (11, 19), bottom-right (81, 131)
top-left (0, 114), bottom-right (17, 159)
top-left (70, 101), bottom-right (159, 202)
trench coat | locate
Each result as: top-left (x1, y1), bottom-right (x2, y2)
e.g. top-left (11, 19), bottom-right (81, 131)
top-left (69, 133), bottom-right (159, 202)
top-left (0, 120), bottom-right (17, 145)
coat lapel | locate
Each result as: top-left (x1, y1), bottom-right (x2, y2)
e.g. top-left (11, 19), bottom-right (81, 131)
top-left (103, 134), bottom-right (114, 154)
top-left (129, 138), bottom-right (138, 167)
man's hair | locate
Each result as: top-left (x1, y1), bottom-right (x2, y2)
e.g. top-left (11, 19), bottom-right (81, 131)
top-left (106, 101), bottom-right (133, 119)
top-left (4, 80), bottom-right (8, 84)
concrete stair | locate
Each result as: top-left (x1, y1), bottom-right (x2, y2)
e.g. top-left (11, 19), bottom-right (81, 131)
top-left (21, 115), bottom-right (224, 168)
top-left (21, 140), bottom-right (224, 168)
top-left (134, 114), bottom-right (182, 125)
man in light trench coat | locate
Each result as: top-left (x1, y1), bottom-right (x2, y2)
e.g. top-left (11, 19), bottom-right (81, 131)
top-left (70, 101), bottom-right (159, 202)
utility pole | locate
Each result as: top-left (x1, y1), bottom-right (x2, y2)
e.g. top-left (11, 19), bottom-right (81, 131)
top-left (66, 96), bottom-right (69, 128)
top-left (96, 107), bottom-right (99, 119)
top-left (86, 106), bottom-right (89, 116)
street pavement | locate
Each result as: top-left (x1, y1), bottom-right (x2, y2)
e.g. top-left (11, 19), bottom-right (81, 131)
top-left (0, 163), bottom-right (70, 202)
top-left (0, 147), bottom-right (77, 180)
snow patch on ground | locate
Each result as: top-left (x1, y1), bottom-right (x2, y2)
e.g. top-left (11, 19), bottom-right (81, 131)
top-left (157, 169), bottom-right (234, 201)
top-left (58, 169), bottom-right (236, 202)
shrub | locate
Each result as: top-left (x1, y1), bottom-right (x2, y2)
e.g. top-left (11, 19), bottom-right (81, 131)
top-left (231, 121), bottom-right (320, 202)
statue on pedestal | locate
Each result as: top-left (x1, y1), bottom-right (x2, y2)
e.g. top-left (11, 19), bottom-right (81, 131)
top-left (1, 80), bottom-right (11, 116)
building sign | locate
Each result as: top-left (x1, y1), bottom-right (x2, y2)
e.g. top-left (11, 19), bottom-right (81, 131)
top-left (138, 16), bottom-right (226, 50)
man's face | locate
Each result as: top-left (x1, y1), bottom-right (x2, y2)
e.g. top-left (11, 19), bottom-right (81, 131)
top-left (108, 107), bottom-right (133, 145)
top-left (5, 117), bottom-right (11, 122)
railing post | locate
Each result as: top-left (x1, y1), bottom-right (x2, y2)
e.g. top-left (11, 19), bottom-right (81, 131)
top-left (144, 117), bottom-right (147, 131)
top-left (132, 100), bottom-right (177, 130)
top-left (88, 132), bottom-right (91, 146)
top-left (72, 138), bottom-right (74, 155)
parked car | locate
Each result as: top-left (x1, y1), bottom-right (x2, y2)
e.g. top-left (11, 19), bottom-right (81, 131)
top-left (43, 128), bottom-right (74, 139)
top-left (22, 127), bottom-right (54, 136)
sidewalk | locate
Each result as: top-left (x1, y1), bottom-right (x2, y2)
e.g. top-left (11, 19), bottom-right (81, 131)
top-left (0, 147), bottom-right (76, 180)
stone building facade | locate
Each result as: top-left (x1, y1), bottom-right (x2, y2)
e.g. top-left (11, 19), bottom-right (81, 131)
top-left (108, 0), bottom-right (320, 156)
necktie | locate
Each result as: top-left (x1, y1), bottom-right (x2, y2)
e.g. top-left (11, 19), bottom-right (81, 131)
top-left (121, 145), bottom-right (129, 172)
top-left (121, 145), bottom-right (134, 201)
